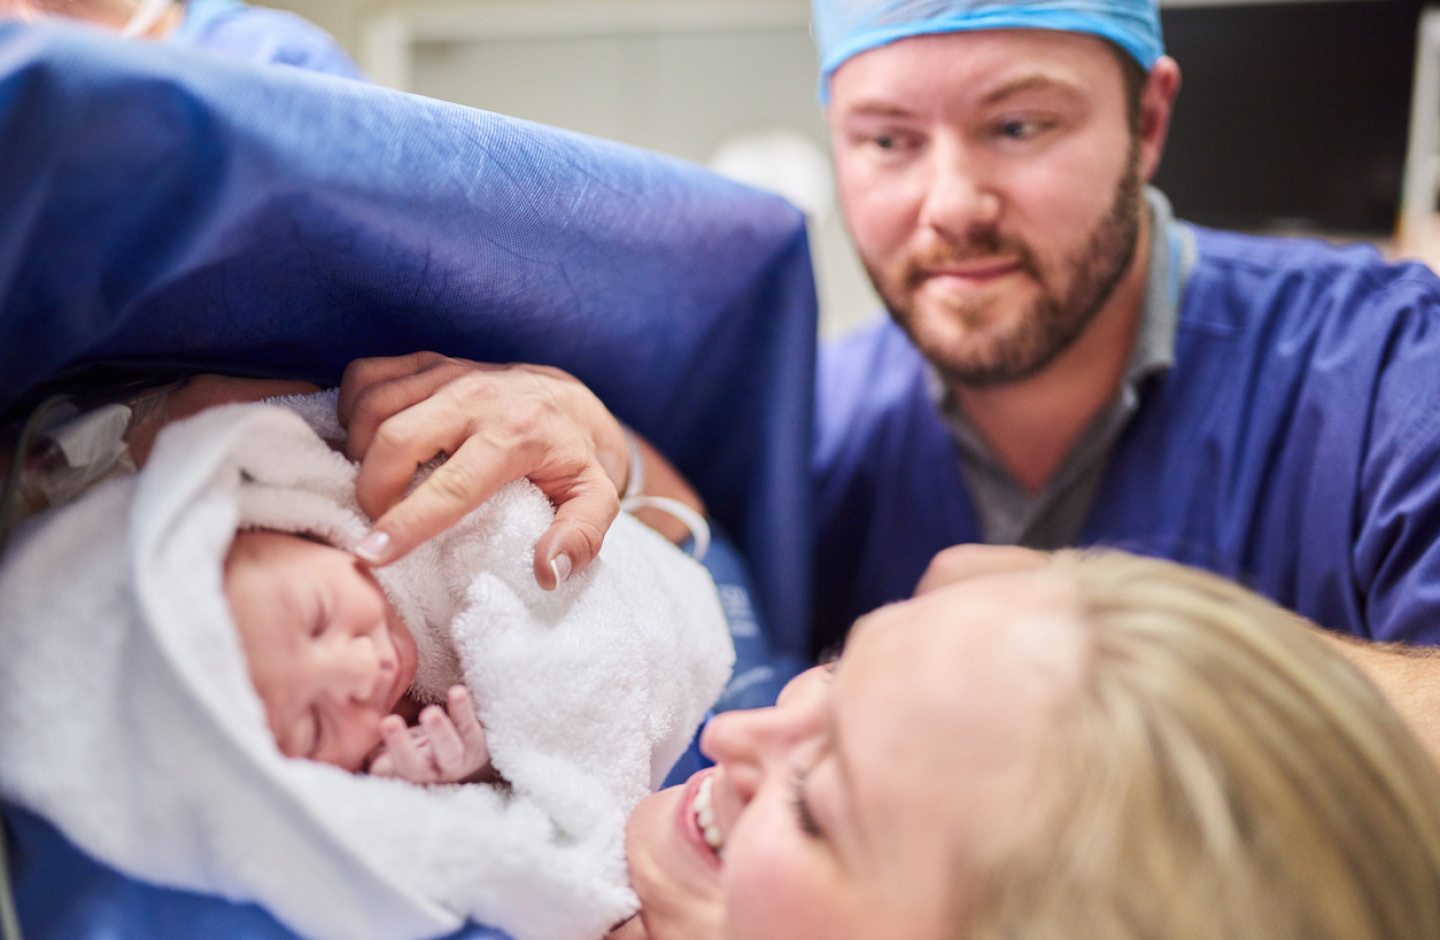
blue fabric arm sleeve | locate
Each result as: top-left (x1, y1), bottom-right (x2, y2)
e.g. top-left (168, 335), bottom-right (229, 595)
top-left (0, 20), bottom-right (816, 652)
top-left (0, 20), bottom-right (819, 939)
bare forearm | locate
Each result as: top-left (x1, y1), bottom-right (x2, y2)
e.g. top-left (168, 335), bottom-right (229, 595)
top-left (624, 433), bottom-right (706, 546)
top-left (1321, 630), bottom-right (1440, 764)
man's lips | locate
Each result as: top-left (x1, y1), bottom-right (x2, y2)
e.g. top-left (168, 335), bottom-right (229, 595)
top-left (921, 257), bottom-right (1023, 282)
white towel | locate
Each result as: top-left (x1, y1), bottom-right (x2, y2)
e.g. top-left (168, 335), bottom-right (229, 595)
top-left (0, 394), bottom-right (733, 940)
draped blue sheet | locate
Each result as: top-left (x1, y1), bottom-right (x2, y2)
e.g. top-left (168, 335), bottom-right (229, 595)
top-left (0, 21), bottom-right (817, 939)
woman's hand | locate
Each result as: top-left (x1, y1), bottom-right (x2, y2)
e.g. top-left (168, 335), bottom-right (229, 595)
top-left (338, 353), bottom-right (630, 589)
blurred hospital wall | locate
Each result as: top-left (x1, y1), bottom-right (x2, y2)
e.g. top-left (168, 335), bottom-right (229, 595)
top-left (265, 0), bottom-right (1429, 337)
top-left (266, 0), bottom-right (880, 338)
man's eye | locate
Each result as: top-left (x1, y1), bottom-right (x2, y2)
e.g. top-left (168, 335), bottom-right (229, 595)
top-left (859, 132), bottom-right (914, 154)
top-left (996, 118), bottom-right (1051, 141)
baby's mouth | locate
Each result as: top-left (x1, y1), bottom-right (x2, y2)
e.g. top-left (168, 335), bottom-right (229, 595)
top-left (692, 775), bottom-right (725, 854)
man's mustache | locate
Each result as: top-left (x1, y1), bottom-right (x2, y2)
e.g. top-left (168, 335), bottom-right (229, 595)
top-left (901, 231), bottom-right (1038, 289)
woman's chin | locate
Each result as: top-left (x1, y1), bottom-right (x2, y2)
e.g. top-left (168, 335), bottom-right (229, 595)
top-left (624, 784), bottom-right (725, 940)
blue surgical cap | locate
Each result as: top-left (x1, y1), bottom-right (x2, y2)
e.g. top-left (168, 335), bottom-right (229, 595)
top-left (813, 0), bottom-right (1164, 103)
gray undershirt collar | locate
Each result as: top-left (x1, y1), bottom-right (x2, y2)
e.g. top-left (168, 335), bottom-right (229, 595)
top-left (932, 186), bottom-right (1195, 548)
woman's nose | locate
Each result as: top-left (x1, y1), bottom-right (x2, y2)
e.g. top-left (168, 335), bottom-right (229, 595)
top-left (700, 696), bottom-right (822, 805)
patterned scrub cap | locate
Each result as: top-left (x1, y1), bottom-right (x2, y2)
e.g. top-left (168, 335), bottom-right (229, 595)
top-left (813, 0), bottom-right (1164, 102)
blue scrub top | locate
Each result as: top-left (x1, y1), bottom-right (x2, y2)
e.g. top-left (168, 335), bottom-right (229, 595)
top-left (171, 0), bottom-right (365, 79)
top-left (813, 224), bottom-right (1440, 653)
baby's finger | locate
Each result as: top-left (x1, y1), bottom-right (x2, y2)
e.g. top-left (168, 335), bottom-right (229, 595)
top-left (367, 715), bottom-right (410, 778)
top-left (446, 686), bottom-right (490, 764)
top-left (420, 704), bottom-right (466, 778)
top-left (381, 715), bottom-right (438, 783)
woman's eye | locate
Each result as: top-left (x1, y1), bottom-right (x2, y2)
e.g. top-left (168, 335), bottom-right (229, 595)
top-left (790, 768), bottom-right (824, 839)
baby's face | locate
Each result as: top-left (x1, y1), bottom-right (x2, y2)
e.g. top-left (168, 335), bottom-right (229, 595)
top-left (223, 530), bottom-right (418, 771)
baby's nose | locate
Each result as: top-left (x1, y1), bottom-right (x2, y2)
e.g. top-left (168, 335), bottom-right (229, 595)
top-left (334, 635), bottom-right (383, 700)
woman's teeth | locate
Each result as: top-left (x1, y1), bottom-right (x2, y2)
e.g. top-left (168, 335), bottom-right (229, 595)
top-left (693, 775), bottom-right (724, 852)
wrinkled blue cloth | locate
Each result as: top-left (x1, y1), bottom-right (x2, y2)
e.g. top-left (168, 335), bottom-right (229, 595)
top-left (0, 20), bottom-right (816, 940)
top-left (171, 0), bottom-right (365, 79)
top-left (0, 20), bottom-right (816, 650)
top-left (813, 224), bottom-right (1440, 654)
top-left (812, 0), bottom-right (1164, 101)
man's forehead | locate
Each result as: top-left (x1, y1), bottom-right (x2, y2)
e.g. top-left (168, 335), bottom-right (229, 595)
top-left (829, 27), bottom-right (1118, 108)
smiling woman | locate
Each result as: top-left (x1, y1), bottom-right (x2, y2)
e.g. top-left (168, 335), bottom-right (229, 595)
top-left (618, 549), bottom-right (1440, 940)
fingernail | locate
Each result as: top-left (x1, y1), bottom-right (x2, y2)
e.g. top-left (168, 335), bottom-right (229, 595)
top-left (550, 553), bottom-right (573, 587)
top-left (355, 529), bottom-right (392, 564)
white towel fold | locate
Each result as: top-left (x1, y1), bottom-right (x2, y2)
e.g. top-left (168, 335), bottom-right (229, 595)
top-left (0, 393), bottom-right (733, 940)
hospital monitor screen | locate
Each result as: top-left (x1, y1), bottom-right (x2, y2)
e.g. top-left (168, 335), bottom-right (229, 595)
top-left (1153, 0), bottom-right (1423, 239)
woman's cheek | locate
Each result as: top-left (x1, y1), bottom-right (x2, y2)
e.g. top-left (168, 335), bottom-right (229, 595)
top-left (720, 803), bottom-right (837, 940)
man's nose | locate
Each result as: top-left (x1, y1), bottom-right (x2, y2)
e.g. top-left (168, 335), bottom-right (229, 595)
top-left (918, 141), bottom-right (1001, 241)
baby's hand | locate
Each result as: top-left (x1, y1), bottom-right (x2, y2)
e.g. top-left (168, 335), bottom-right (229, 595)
top-left (368, 685), bottom-right (494, 784)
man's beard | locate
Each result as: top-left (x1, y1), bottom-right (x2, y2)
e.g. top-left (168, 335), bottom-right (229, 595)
top-left (870, 147), bottom-right (1143, 388)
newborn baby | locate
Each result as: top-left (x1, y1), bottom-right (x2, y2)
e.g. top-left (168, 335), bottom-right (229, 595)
top-left (224, 529), bottom-right (494, 784)
top-left (0, 391), bottom-right (734, 940)
top-left (217, 386), bottom-right (726, 790)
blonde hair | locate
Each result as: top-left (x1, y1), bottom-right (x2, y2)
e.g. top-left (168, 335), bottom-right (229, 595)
top-left (968, 549), bottom-right (1440, 940)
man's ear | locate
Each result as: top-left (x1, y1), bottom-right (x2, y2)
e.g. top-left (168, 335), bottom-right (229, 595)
top-left (1138, 56), bottom-right (1181, 181)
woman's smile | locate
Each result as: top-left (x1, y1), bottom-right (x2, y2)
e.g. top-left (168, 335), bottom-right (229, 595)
top-left (678, 768), bottom-right (724, 868)
top-left (692, 773), bottom-right (725, 854)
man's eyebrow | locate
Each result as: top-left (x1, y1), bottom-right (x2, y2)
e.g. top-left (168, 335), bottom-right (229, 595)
top-left (979, 74), bottom-right (1085, 107)
top-left (838, 99), bottom-right (918, 119)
